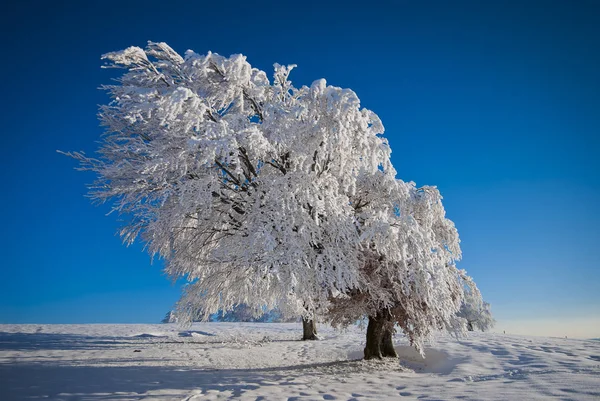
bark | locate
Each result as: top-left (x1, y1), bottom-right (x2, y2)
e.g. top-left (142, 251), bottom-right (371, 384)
top-left (380, 326), bottom-right (397, 358)
top-left (364, 309), bottom-right (397, 359)
top-left (467, 321), bottom-right (474, 331)
top-left (364, 314), bottom-right (385, 359)
top-left (302, 317), bottom-right (318, 340)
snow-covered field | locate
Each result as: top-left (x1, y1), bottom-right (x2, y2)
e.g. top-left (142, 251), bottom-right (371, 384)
top-left (1, 323), bottom-right (599, 400)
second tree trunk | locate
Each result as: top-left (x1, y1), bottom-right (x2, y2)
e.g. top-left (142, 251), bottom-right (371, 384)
top-left (380, 325), bottom-right (397, 357)
top-left (302, 317), bottom-right (318, 340)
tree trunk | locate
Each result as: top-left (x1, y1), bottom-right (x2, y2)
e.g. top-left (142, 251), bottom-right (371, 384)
top-left (467, 321), bottom-right (474, 331)
top-left (364, 314), bottom-right (385, 359)
top-left (380, 326), bottom-right (397, 358)
top-left (302, 317), bottom-right (318, 340)
top-left (364, 309), bottom-right (396, 360)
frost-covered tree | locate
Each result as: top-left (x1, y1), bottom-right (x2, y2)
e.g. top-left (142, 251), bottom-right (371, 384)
top-left (457, 289), bottom-right (495, 332)
top-left (65, 41), bottom-right (484, 358)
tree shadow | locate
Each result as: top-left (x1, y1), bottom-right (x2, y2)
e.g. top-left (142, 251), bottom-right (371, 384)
top-left (0, 359), bottom-right (383, 400)
top-left (0, 330), bottom-right (384, 400)
top-left (0, 332), bottom-right (137, 352)
top-left (0, 330), bottom-right (223, 352)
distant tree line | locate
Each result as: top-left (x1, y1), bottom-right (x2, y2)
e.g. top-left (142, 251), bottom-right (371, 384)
top-left (162, 305), bottom-right (297, 323)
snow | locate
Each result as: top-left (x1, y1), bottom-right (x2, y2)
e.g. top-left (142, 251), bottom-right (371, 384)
top-left (1, 323), bottom-right (599, 400)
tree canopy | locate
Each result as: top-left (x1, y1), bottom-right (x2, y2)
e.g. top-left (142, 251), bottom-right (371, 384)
top-left (66, 41), bottom-right (488, 357)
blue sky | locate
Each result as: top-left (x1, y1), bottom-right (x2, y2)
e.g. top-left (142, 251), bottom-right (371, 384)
top-left (1, 0), bottom-right (598, 336)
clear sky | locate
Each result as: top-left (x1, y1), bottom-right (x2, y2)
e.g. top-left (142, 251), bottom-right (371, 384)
top-left (1, 0), bottom-right (598, 337)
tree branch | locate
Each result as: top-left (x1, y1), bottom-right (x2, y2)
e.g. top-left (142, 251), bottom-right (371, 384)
top-left (215, 160), bottom-right (241, 186)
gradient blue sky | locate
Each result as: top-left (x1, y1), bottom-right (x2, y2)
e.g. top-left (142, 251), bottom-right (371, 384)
top-left (1, 0), bottom-right (598, 337)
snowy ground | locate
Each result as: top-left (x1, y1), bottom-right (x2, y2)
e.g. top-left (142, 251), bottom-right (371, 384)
top-left (1, 323), bottom-right (599, 400)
